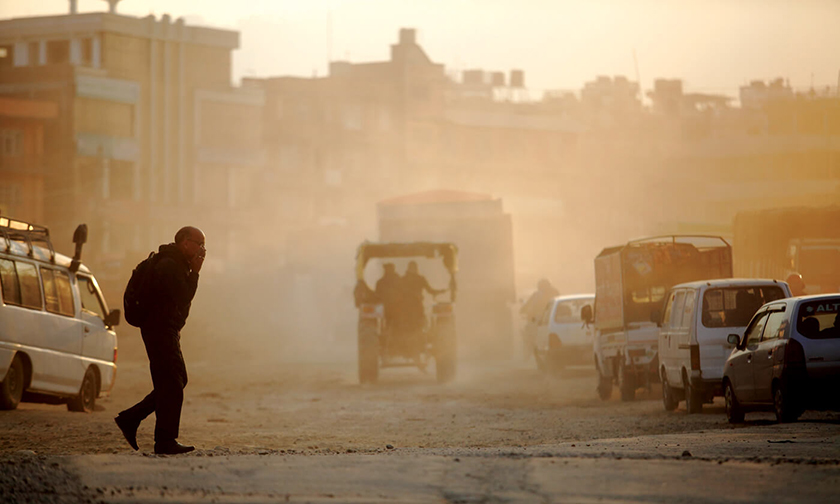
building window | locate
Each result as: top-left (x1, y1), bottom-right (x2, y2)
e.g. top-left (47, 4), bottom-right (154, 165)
top-left (0, 45), bottom-right (12, 68)
top-left (28, 41), bottom-right (39, 66)
top-left (109, 160), bottom-right (134, 201)
top-left (0, 130), bottom-right (24, 157)
top-left (81, 38), bottom-right (93, 65)
top-left (0, 184), bottom-right (24, 216)
top-left (46, 40), bottom-right (70, 64)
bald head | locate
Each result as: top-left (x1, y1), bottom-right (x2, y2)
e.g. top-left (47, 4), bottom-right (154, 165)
top-left (175, 226), bottom-right (206, 263)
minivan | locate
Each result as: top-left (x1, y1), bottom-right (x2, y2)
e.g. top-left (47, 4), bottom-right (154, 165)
top-left (0, 217), bottom-right (119, 412)
top-left (657, 278), bottom-right (790, 413)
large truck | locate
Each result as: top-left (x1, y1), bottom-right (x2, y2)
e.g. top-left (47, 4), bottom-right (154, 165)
top-left (587, 235), bottom-right (732, 401)
top-left (733, 206), bottom-right (840, 295)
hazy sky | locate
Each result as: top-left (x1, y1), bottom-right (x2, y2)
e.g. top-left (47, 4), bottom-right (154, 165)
top-left (2, 0), bottom-right (839, 98)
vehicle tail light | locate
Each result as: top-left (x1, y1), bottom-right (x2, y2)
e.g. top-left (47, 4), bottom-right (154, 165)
top-left (362, 305), bottom-right (377, 315)
top-left (549, 334), bottom-right (562, 349)
top-left (784, 339), bottom-right (806, 366)
top-left (433, 304), bottom-right (453, 315)
top-left (690, 344), bottom-right (700, 371)
top-left (113, 348), bottom-right (118, 363)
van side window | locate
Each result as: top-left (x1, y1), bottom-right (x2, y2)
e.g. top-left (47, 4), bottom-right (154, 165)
top-left (77, 276), bottom-right (105, 319)
top-left (680, 290), bottom-right (696, 329)
top-left (16, 261), bottom-right (42, 309)
top-left (0, 258), bottom-right (21, 305)
top-left (42, 268), bottom-right (75, 316)
top-left (553, 302), bottom-right (575, 323)
top-left (670, 291), bottom-right (686, 328)
top-left (662, 292), bottom-right (676, 327)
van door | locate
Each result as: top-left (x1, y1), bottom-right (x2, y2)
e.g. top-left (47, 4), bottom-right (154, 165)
top-left (664, 290), bottom-right (686, 385)
top-left (40, 267), bottom-right (85, 395)
top-left (76, 275), bottom-right (116, 363)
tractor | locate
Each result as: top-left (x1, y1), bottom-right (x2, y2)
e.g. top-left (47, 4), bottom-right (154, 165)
top-left (353, 241), bottom-right (458, 384)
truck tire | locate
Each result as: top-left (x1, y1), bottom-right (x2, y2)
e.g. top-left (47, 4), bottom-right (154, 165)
top-left (618, 360), bottom-right (635, 402)
top-left (595, 358), bottom-right (612, 400)
top-left (661, 373), bottom-right (679, 412)
top-left (684, 373), bottom-right (702, 414)
top-left (358, 319), bottom-right (379, 384)
top-left (435, 319), bottom-right (456, 383)
top-left (0, 355), bottom-right (24, 410)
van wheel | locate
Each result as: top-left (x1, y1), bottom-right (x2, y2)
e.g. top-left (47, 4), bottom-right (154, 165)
top-left (597, 372), bottom-right (612, 400)
top-left (724, 381), bottom-right (744, 424)
top-left (0, 355), bottom-right (25, 410)
top-left (618, 360), bottom-right (635, 401)
top-left (661, 373), bottom-right (679, 412)
top-left (684, 374), bottom-right (702, 414)
top-left (68, 367), bottom-right (97, 413)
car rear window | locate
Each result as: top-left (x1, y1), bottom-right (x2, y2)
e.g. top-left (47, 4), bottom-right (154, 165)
top-left (702, 286), bottom-right (786, 328)
top-left (797, 298), bottom-right (840, 339)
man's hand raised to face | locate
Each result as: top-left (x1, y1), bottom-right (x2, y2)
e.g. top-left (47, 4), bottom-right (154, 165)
top-left (189, 252), bottom-right (204, 273)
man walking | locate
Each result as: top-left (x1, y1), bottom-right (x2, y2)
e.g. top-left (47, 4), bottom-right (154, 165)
top-left (115, 226), bottom-right (205, 455)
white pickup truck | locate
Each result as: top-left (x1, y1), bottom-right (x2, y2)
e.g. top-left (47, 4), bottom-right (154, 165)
top-left (585, 236), bottom-right (733, 401)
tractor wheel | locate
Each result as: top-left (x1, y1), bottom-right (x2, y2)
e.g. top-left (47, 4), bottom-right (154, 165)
top-left (435, 319), bottom-right (456, 383)
top-left (358, 319), bottom-right (380, 384)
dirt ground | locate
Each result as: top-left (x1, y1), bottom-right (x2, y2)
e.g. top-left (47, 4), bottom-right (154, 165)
top-left (3, 332), bottom-right (838, 457)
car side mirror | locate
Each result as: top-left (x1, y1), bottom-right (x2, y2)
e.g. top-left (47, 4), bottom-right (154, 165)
top-left (105, 309), bottom-right (121, 328)
top-left (650, 309), bottom-right (662, 327)
top-left (727, 334), bottom-right (740, 347)
top-left (580, 304), bottom-right (593, 325)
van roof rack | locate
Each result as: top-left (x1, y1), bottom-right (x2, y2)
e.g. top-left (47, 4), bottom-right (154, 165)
top-left (0, 215), bottom-right (55, 263)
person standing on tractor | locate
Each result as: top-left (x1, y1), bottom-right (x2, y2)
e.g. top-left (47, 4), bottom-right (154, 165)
top-left (375, 263), bottom-right (402, 329)
top-left (400, 261), bottom-right (447, 334)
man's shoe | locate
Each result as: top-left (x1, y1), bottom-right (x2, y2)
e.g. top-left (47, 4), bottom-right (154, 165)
top-left (114, 416), bottom-right (139, 451)
top-left (154, 440), bottom-right (195, 455)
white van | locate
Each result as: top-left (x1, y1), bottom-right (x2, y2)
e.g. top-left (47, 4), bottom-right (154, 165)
top-left (534, 294), bottom-right (595, 372)
top-left (0, 217), bottom-right (119, 412)
top-left (657, 278), bottom-right (790, 413)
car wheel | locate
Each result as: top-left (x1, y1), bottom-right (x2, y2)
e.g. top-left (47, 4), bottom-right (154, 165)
top-left (661, 373), bottom-right (679, 412)
top-left (534, 349), bottom-right (546, 373)
top-left (358, 319), bottom-right (380, 384)
top-left (67, 367), bottom-right (97, 413)
top-left (618, 360), bottom-right (635, 402)
top-left (724, 381), bottom-right (744, 424)
top-left (774, 384), bottom-right (801, 423)
top-left (0, 355), bottom-right (25, 410)
top-left (684, 374), bottom-right (702, 414)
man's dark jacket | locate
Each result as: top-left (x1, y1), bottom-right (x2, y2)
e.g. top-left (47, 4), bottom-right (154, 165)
top-left (145, 243), bottom-right (199, 332)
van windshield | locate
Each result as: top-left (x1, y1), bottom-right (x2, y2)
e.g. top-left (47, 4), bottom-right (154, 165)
top-left (702, 286), bottom-right (785, 328)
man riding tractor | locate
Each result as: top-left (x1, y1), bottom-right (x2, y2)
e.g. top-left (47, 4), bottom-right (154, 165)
top-left (353, 242), bottom-right (458, 384)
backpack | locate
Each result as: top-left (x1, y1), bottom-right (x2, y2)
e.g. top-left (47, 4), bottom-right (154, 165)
top-left (123, 251), bottom-right (159, 327)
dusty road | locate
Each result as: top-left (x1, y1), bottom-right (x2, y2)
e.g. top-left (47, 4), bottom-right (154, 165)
top-left (1, 336), bottom-right (839, 502)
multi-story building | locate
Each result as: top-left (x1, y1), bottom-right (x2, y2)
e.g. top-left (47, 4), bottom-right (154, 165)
top-left (0, 96), bottom-right (58, 223)
top-left (0, 7), bottom-right (265, 300)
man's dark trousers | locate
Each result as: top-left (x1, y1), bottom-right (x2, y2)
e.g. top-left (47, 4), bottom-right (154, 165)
top-left (119, 325), bottom-right (188, 441)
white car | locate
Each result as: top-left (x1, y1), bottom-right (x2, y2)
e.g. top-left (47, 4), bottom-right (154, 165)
top-left (724, 293), bottom-right (840, 423)
top-left (534, 294), bottom-right (595, 372)
top-left (658, 279), bottom-right (790, 413)
top-left (0, 217), bottom-right (119, 412)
